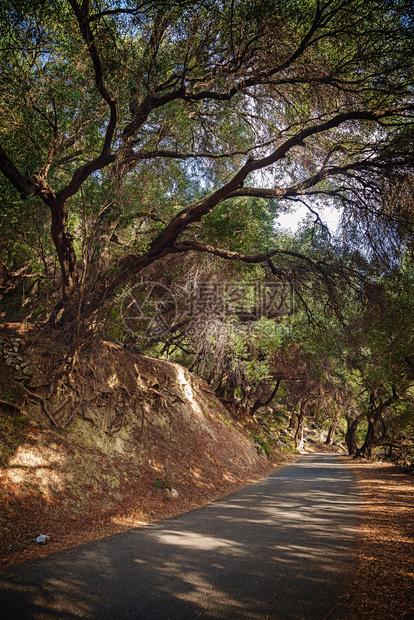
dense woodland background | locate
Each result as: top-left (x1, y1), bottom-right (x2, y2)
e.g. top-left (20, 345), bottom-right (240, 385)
top-left (1, 0), bottom-right (414, 465)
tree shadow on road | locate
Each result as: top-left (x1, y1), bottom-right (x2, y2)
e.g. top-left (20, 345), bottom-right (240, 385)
top-left (0, 455), bottom-right (361, 620)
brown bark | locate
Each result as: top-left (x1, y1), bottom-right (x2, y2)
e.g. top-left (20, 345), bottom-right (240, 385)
top-left (325, 420), bottom-right (337, 445)
top-left (249, 379), bottom-right (281, 417)
top-left (345, 411), bottom-right (365, 455)
top-left (295, 400), bottom-right (310, 450)
top-left (48, 196), bottom-right (79, 303)
top-left (357, 389), bottom-right (398, 457)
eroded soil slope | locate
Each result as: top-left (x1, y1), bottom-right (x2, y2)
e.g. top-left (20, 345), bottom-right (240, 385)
top-left (0, 324), bottom-right (283, 567)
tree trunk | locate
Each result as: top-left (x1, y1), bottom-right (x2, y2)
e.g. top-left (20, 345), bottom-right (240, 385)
top-left (48, 196), bottom-right (79, 305)
top-left (249, 379), bottom-right (280, 417)
top-left (358, 415), bottom-right (376, 458)
top-left (357, 388), bottom-right (397, 458)
top-left (345, 411), bottom-right (364, 456)
top-left (295, 402), bottom-right (307, 450)
top-left (241, 385), bottom-right (252, 409)
top-left (295, 418), bottom-right (304, 450)
top-left (325, 420), bottom-right (337, 445)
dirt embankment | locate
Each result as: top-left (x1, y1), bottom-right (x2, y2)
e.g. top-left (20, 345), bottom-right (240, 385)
top-left (0, 324), bottom-right (291, 567)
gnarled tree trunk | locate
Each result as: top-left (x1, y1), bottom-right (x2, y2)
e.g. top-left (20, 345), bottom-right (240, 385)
top-left (249, 379), bottom-right (281, 417)
top-left (345, 411), bottom-right (365, 456)
top-left (325, 420), bottom-right (337, 445)
top-left (295, 399), bottom-right (310, 450)
top-left (356, 388), bottom-right (397, 458)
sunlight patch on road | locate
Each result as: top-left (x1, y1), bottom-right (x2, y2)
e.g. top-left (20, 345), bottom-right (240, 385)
top-left (154, 529), bottom-right (244, 553)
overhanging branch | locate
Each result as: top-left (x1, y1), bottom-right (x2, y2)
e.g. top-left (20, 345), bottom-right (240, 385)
top-left (171, 240), bottom-right (325, 268)
top-left (147, 104), bottom-right (414, 258)
top-left (0, 143), bottom-right (36, 197)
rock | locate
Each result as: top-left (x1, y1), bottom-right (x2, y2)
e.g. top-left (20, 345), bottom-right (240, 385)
top-left (36, 535), bottom-right (49, 544)
top-left (165, 488), bottom-right (178, 499)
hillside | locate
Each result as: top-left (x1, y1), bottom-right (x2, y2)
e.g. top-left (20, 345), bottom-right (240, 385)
top-left (0, 323), bottom-right (294, 567)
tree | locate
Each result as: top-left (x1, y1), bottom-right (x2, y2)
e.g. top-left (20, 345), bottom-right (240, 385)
top-left (349, 266), bottom-right (414, 457)
top-left (2, 0), bottom-right (414, 339)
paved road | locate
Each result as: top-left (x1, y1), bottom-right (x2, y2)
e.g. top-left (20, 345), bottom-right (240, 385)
top-left (0, 454), bottom-right (361, 619)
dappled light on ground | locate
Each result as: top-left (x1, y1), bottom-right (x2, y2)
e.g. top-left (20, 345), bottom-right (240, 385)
top-left (1, 334), bottom-right (284, 567)
top-left (0, 455), bottom-right (360, 619)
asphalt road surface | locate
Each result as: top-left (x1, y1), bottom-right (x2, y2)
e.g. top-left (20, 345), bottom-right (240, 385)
top-left (0, 453), bottom-right (361, 619)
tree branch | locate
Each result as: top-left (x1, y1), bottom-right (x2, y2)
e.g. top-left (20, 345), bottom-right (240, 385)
top-left (68, 0), bottom-right (117, 156)
top-left (0, 143), bottom-right (36, 197)
top-left (146, 104), bottom-right (414, 257)
top-left (56, 153), bottom-right (116, 202)
top-left (171, 240), bottom-right (325, 268)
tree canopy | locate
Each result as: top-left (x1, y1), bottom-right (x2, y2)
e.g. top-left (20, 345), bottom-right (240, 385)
top-left (2, 0), bottom-right (414, 316)
top-left (1, 0), bottom-right (414, 463)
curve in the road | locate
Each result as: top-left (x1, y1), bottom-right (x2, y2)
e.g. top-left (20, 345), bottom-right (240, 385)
top-left (0, 453), bottom-right (361, 619)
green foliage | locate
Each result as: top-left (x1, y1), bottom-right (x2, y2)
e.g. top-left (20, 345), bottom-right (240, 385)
top-left (154, 477), bottom-right (173, 490)
top-left (2, 386), bottom-right (21, 403)
top-left (13, 415), bottom-right (28, 429)
top-left (0, 0), bottom-right (414, 458)
top-left (253, 435), bottom-right (273, 457)
top-left (202, 198), bottom-right (281, 254)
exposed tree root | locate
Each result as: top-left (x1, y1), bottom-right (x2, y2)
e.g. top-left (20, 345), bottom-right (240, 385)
top-left (0, 399), bottom-right (23, 411)
top-left (23, 388), bottom-right (60, 427)
top-left (16, 333), bottom-right (170, 434)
